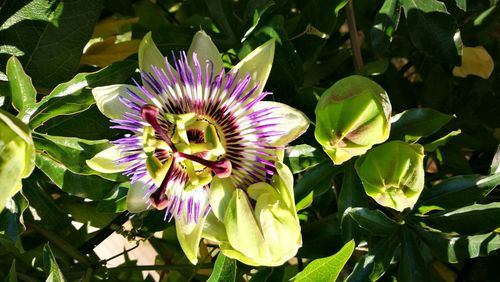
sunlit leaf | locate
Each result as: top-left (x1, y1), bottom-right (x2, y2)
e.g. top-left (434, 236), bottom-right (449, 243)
top-left (292, 240), bottom-right (354, 282)
top-left (207, 253), bottom-right (236, 282)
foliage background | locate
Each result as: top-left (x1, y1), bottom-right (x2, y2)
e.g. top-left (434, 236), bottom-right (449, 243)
top-left (0, 0), bottom-right (499, 281)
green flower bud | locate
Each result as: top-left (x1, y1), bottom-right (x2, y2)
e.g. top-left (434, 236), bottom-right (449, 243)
top-left (205, 162), bottom-right (301, 266)
top-left (0, 110), bottom-right (35, 212)
top-left (354, 141), bottom-right (425, 211)
top-left (315, 75), bottom-right (391, 164)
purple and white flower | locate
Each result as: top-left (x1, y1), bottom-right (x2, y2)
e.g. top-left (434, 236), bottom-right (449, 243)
top-left (88, 31), bottom-right (308, 264)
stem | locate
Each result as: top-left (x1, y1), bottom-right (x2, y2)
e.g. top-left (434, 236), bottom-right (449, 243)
top-left (346, 0), bottom-right (364, 70)
top-left (78, 211), bottom-right (130, 254)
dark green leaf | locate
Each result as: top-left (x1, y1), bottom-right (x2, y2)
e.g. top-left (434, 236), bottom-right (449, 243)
top-left (35, 153), bottom-right (118, 200)
top-left (43, 244), bottom-right (67, 282)
top-left (415, 202), bottom-right (500, 234)
top-left (64, 200), bottom-right (118, 228)
top-left (338, 161), bottom-right (368, 241)
top-left (22, 172), bottom-right (73, 231)
top-left (0, 0), bottom-right (104, 88)
top-left (413, 226), bottom-right (500, 263)
top-left (371, 0), bottom-right (401, 55)
top-left (344, 207), bottom-right (401, 236)
top-left (37, 105), bottom-right (122, 140)
top-left (398, 228), bottom-right (429, 282)
top-left (207, 253), bottom-right (236, 282)
top-left (346, 231), bottom-right (401, 282)
top-left (294, 161), bottom-right (339, 204)
top-left (400, 0), bottom-right (462, 64)
top-left (6, 56), bottom-right (36, 121)
top-left (0, 193), bottom-right (28, 242)
top-left (285, 144), bottom-right (327, 174)
top-left (96, 184), bottom-right (129, 213)
top-left (6, 260), bottom-right (17, 282)
top-left (417, 174), bottom-right (500, 212)
top-left (298, 215), bottom-right (343, 259)
top-left (293, 240), bottom-right (354, 282)
top-left (390, 108), bottom-right (453, 142)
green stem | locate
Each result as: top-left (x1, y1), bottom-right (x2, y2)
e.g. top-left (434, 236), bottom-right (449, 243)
top-left (346, 0), bottom-right (364, 70)
top-left (78, 211), bottom-right (130, 254)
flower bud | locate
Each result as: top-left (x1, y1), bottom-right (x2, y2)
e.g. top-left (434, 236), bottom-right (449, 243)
top-left (0, 110), bottom-right (35, 212)
top-left (315, 75), bottom-right (391, 164)
top-left (354, 141), bottom-right (425, 211)
top-left (205, 162), bottom-right (301, 266)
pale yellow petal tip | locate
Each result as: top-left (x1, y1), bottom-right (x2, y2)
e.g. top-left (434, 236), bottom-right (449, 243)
top-left (86, 146), bottom-right (128, 173)
top-left (453, 46), bottom-right (494, 79)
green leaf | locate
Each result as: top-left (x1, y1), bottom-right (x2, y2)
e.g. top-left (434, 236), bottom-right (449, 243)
top-left (29, 89), bottom-right (95, 129)
top-left (415, 202), bottom-right (500, 235)
top-left (0, 110), bottom-right (35, 213)
top-left (207, 253), bottom-right (236, 282)
top-left (390, 108), bottom-right (453, 143)
top-left (346, 231), bottom-right (401, 282)
top-left (292, 240), bottom-right (354, 282)
top-left (43, 244), bottom-right (67, 282)
top-left (344, 207), bottom-right (401, 236)
top-left (400, 0), bottom-right (463, 64)
top-left (398, 228), bottom-right (429, 282)
top-left (491, 145), bottom-right (500, 174)
top-left (6, 56), bottom-right (37, 122)
top-left (423, 129), bottom-right (461, 152)
top-left (0, 0), bottom-right (104, 88)
top-left (35, 153), bottom-right (118, 200)
top-left (33, 134), bottom-right (125, 181)
top-left (413, 226), bottom-right (500, 263)
top-left (28, 60), bottom-right (136, 128)
top-left (455, 0), bottom-right (466, 11)
top-left (371, 0), bottom-right (401, 55)
top-left (294, 161), bottom-right (340, 205)
top-left (284, 144), bottom-right (327, 174)
top-left (417, 174), bottom-right (500, 212)
top-left (6, 260), bottom-right (17, 282)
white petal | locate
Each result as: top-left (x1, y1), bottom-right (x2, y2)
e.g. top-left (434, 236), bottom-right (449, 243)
top-left (139, 32), bottom-right (169, 76)
top-left (253, 101), bottom-right (310, 146)
top-left (86, 145), bottom-right (129, 173)
top-left (175, 189), bottom-right (210, 264)
top-left (92, 84), bottom-right (140, 120)
top-left (126, 180), bottom-right (151, 213)
top-left (188, 30), bottom-right (224, 75)
top-left (230, 39), bottom-right (275, 99)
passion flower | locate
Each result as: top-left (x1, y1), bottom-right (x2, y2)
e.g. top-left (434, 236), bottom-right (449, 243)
top-left (88, 31), bottom-right (309, 264)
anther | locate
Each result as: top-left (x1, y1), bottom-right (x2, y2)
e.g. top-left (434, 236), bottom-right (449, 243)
top-left (141, 104), bottom-right (176, 152)
top-left (174, 152), bottom-right (232, 178)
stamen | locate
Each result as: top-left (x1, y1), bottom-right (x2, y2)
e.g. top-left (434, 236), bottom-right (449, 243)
top-left (174, 152), bottom-right (232, 178)
top-left (141, 104), bottom-right (177, 152)
top-left (150, 159), bottom-right (176, 209)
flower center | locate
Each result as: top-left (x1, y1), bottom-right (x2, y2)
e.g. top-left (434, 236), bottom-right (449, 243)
top-left (140, 104), bottom-right (231, 208)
